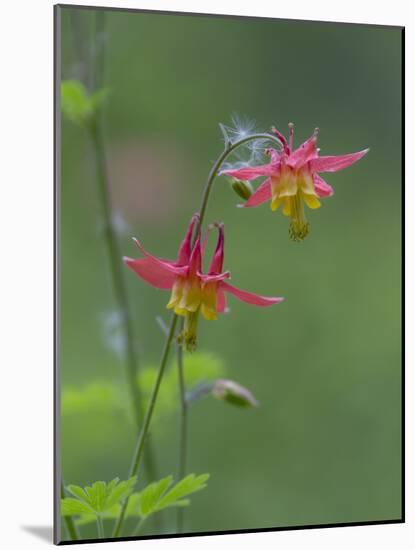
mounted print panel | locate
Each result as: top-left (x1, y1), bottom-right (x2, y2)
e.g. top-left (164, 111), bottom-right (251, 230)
top-left (54, 4), bottom-right (403, 544)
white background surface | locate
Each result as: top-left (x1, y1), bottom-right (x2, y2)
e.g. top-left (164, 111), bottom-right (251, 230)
top-left (0, 0), bottom-right (411, 548)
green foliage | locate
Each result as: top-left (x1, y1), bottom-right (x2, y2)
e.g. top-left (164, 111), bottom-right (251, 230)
top-left (61, 80), bottom-right (109, 127)
top-left (61, 477), bottom-right (137, 519)
top-left (62, 352), bottom-right (225, 426)
top-left (62, 382), bottom-right (121, 415)
top-left (73, 473), bottom-right (209, 525)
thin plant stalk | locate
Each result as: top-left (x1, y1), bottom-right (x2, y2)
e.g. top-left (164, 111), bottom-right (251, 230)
top-left (96, 516), bottom-right (105, 539)
top-left (85, 11), bottom-right (158, 484)
top-left (112, 131), bottom-right (282, 538)
top-left (176, 316), bottom-right (187, 533)
top-left (112, 314), bottom-right (179, 537)
top-left (133, 517), bottom-right (148, 537)
top-left (60, 481), bottom-right (79, 541)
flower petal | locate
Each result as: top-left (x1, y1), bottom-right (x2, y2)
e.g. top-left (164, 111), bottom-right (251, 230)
top-left (302, 193), bottom-right (321, 209)
top-left (241, 178), bottom-right (272, 208)
top-left (221, 281), bottom-right (284, 307)
top-left (199, 271), bottom-right (230, 283)
top-left (220, 162), bottom-right (277, 181)
top-left (188, 236), bottom-right (202, 276)
top-left (208, 223), bottom-right (225, 274)
top-left (176, 213), bottom-right (199, 265)
top-left (288, 133), bottom-right (318, 168)
top-left (310, 148), bottom-right (369, 173)
top-left (313, 174), bottom-right (334, 197)
top-left (132, 238), bottom-right (187, 276)
top-left (216, 287), bottom-right (228, 313)
top-left (123, 257), bottom-right (176, 289)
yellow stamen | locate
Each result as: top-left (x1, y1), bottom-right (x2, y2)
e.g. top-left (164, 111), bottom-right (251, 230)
top-left (288, 193), bottom-right (310, 242)
top-left (178, 311), bottom-right (200, 352)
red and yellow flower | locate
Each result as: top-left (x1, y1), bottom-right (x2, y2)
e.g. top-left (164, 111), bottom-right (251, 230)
top-left (124, 214), bottom-right (283, 350)
top-left (221, 124), bottom-right (369, 241)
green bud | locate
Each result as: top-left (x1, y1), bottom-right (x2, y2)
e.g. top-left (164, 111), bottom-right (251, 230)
top-left (212, 379), bottom-right (258, 408)
top-left (230, 179), bottom-right (254, 201)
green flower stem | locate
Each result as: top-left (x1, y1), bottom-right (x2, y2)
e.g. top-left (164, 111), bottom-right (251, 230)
top-left (112, 314), bottom-right (179, 538)
top-left (112, 131), bottom-right (282, 538)
top-left (96, 515), bottom-right (105, 539)
top-left (176, 316), bottom-right (187, 533)
top-left (60, 481), bottom-right (79, 541)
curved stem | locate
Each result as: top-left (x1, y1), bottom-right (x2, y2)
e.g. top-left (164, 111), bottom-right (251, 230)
top-left (198, 133), bottom-right (282, 228)
top-left (60, 481), bottom-right (79, 541)
top-left (112, 314), bottom-right (179, 538)
top-left (176, 317), bottom-right (187, 533)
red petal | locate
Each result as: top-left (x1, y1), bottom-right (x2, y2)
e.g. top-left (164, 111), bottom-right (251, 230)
top-left (310, 148), bottom-right (369, 173)
top-left (221, 281), bottom-right (284, 307)
top-left (188, 236), bottom-right (202, 275)
top-left (313, 174), bottom-right (334, 197)
top-left (288, 133), bottom-right (318, 169)
top-left (132, 238), bottom-right (187, 276)
top-left (220, 162), bottom-right (277, 181)
top-left (208, 223), bottom-right (225, 274)
top-left (241, 178), bottom-right (272, 208)
top-left (217, 287), bottom-right (228, 313)
top-left (199, 271), bottom-right (230, 283)
top-left (176, 213), bottom-right (199, 265)
top-left (123, 257), bottom-right (176, 289)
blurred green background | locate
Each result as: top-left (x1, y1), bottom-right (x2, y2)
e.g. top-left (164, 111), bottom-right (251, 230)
top-left (59, 6), bottom-right (402, 539)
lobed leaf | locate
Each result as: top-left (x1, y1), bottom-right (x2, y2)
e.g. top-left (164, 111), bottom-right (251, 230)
top-left (155, 474), bottom-right (209, 511)
top-left (61, 498), bottom-right (95, 516)
top-left (61, 477), bottom-right (137, 518)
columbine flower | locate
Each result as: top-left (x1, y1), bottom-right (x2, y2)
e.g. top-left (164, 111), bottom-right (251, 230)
top-left (124, 214), bottom-right (283, 350)
top-left (220, 124), bottom-right (369, 241)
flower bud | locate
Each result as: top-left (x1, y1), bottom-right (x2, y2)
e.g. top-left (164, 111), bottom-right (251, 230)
top-left (212, 379), bottom-right (258, 408)
top-left (230, 179), bottom-right (254, 201)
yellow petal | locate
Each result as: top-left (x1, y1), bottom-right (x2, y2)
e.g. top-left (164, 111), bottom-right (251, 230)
top-left (299, 172), bottom-right (315, 195)
top-left (277, 173), bottom-right (298, 198)
top-left (201, 304), bottom-right (218, 320)
top-left (282, 197), bottom-right (292, 217)
top-left (201, 282), bottom-right (218, 320)
top-left (166, 279), bottom-right (183, 310)
top-left (270, 196), bottom-right (282, 212)
top-left (302, 193), bottom-right (321, 209)
top-left (178, 280), bottom-right (201, 312)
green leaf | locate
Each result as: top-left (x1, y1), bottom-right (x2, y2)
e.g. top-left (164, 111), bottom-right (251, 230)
top-left (73, 475), bottom-right (209, 524)
top-left (61, 477), bottom-right (137, 518)
top-left (60, 80), bottom-right (92, 126)
top-left (61, 498), bottom-right (95, 516)
top-left (105, 477), bottom-right (137, 509)
top-left (60, 80), bottom-right (109, 127)
top-left (75, 493), bottom-right (141, 526)
top-left (66, 484), bottom-right (90, 503)
top-left (90, 87), bottom-right (110, 110)
top-left (156, 474), bottom-right (209, 511)
top-left (138, 476), bottom-right (173, 518)
top-left (133, 473), bottom-right (209, 519)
